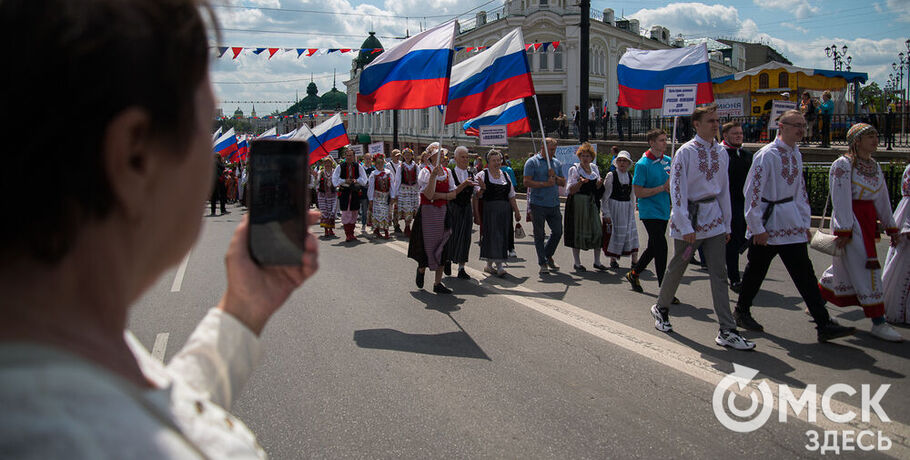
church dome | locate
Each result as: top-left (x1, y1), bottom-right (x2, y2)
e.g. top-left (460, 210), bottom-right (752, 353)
top-left (355, 32), bottom-right (384, 70)
top-left (319, 86), bottom-right (347, 111)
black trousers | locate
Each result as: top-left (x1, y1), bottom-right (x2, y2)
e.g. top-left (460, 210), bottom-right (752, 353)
top-left (632, 219), bottom-right (668, 285)
top-left (820, 114), bottom-right (831, 146)
top-left (210, 181), bottom-right (227, 214)
top-left (726, 212), bottom-right (748, 284)
top-left (736, 242), bottom-right (830, 326)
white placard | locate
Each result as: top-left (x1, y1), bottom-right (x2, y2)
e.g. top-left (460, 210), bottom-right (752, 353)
top-left (661, 84), bottom-right (698, 117)
top-left (554, 144), bottom-right (598, 179)
top-left (716, 98), bottom-right (744, 117)
top-left (479, 125), bottom-right (508, 146)
top-left (768, 100), bottom-right (798, 129)
top-left (348, 144), bottom-right (364, 157)
top-left (368, 141), bottom-right (384, 156)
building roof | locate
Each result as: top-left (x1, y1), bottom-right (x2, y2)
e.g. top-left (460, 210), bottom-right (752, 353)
top-left (683, 37), bottom-right (731, 52)
top-left (320, 86), bottom-right (348, 110)
top-left (712, 61), bottom-right (868, 84)
top-left (355, 32), bottom-right (383, 70)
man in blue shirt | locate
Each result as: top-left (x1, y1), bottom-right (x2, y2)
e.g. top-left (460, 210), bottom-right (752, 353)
top-left (523, 138), bottom-right (566, 274)
top-left (627, 129), bottom-right (673, 298)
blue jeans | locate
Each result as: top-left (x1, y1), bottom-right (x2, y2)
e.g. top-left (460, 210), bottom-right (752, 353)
top-left (530, 203), bottom-right (563, 266)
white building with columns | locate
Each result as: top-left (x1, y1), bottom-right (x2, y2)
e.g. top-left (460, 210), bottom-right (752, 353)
top-left (344, 0), bottom-right (737, 147)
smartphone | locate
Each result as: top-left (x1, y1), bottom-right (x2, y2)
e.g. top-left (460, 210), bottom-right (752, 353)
top-left (248, 139), bottom-right (310, 265)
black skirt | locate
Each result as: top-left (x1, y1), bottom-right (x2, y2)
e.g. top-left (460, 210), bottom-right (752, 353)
top-left (446, 201), bottom-right (473, 263)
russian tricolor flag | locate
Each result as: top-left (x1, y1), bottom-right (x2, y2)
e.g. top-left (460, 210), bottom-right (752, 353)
top-left (356, 20), bottom-right (456, 112)
top-left (277, 128), bottom-right (298, 139)
top-left (293, 113), bottom-right (349, 164)
top-left (213, 128), bottom-right (238, 159)
top-left (617, 44), bottom-right (714, 110)
top-left (445, 28), bottom-right (535, 124)
top-left (235, 136), bottom-right (249, 162)
top-left (257, 127), bottom-right (277, 139)
top-left (462, 100), bottom-right (531, 137)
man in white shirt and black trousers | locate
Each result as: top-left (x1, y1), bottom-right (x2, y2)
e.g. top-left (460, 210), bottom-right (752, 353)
top-left (734, 109), bottom-right (855, 342)
top-left (649, 104), bottom-right (754, 350)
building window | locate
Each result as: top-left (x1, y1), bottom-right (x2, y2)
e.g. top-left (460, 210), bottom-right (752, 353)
top-left (422, 108), bottom-right (429, 131)
top-left (539, 0), bottom-right (548, 8)
top-left (759, 73), bottom-right (769, 89)
top-left (539, 50), bottom-right (548, 70)
top-left (553, 47), bottom-right (562, 70)
top-left (778, 72), bottom-right (789, 89)
top-left (527, 51), bottom-right (533, 71)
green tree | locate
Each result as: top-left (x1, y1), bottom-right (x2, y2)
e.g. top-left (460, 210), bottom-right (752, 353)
top-left (859, 82), bottom-right (886, 112)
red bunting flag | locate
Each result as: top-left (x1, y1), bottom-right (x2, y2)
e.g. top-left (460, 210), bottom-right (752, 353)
top-left (231, 47), bottom-right (243, 59)
top-left (306, 48), bottom-right (318, 56)
top-left (466, 47), bottom-right (475, 53)
top-left (551, 41), bottom-right (560, 50)
top-left (524, 43), bottom-right (533, 51)
top-left (340, 48), bottom-right (351, 53)
top-left (268, 48), bottom-right (279, 59)
top-left (533, 43), bottom-right (542, 51)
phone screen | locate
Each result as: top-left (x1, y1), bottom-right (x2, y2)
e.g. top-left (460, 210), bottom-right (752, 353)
top-left (248, 139), bottom-right (310, 265)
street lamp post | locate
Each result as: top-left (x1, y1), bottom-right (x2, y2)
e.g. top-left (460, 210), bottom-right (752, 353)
top-left (825, 44), bottom-right (854, 113)
top-left (893, 39), bottom-right (909, 143)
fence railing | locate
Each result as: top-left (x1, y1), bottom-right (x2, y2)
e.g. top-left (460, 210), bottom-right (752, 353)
top-left (540, 112), bottom-right (910, 148)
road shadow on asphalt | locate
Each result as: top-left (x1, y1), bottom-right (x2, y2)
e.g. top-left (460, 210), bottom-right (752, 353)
top-left (353, 308), bottom-right (490, 360)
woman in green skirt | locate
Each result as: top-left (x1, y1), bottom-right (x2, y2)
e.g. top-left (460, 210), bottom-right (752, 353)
top-left (563, 142), bottom-right (605, 271)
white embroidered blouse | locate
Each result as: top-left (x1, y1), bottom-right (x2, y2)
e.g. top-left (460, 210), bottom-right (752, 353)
top-left (743, 137), bottom-right (813, 245)
top-left (668, 134), bottom-right (732, 240)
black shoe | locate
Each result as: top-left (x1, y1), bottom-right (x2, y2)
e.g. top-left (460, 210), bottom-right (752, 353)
top-left (817, 320), bottom-right (856, 342)
top-left (416, 269), bottom-right (425, 289)
top-left (573, 264), bottom-right (587, 272)
top-left (734, 308), bottom-right (764, 332)
top-left (730, 281), bottom-right (743, 294)
top-left (443, 263), bottom-right (452, 276)
top-left (457, 269), bottom-right (471, 280)
top-left (222, 209), bottom-right (230, 214)
top-left (625, 271), bottom-right (643, 293)
top-left (433, 283), bottom-right (452, 294)
top-left (592, 263), bottom-right (608, 271)
top-left (610, 260), bottom-right (619, 269)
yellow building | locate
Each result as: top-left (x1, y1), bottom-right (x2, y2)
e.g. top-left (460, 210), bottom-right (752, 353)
top-left (712, 61), bottom-right (867, 115)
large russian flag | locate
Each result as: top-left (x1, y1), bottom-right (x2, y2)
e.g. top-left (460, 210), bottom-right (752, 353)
top-left (445, 28), bottom-right (535, 124)
top-left (213, 128), bottom-right (238, 159)
top-left (617, 44), bottom-right (714, 110)
top-left (293, 113), bottom-right (349, 164)
top-left (463, 99), bottom-right (531, 137)
top-left (356, 20), bottom-right (456, 112)
top-left (257, 127), bottom-right (277, 139)
top-left (277, 128), bottom-right (298, 139)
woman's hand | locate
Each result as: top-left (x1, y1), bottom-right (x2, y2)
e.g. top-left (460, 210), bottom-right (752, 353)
top-left (514, 209), bottom-right (522, 222)
top-left (219, 212), bottom-right (320, 336)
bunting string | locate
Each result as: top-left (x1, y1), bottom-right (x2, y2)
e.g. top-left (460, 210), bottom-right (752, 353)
top-left (212, 41), bottom-right (560, 60)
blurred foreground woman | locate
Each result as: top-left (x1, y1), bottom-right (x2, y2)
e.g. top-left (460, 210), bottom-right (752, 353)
top-left (0, 0), bottom-right (319, 457)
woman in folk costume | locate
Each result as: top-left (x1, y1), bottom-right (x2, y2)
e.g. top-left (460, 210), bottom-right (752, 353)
top-left (316, 157), bottom-right (337, 237)
top-left (331, 147), bottom-right (368, 242)
top-left (818, 123), bottom-right (904, 342)
top-left (360, 154), bottom-right (376, 233)
top-left (407, 143), bottom-right (472, 294)
top-left (368, 153), bottom-right (397, 239)
top-left (882, 163), bottom-right (910, 324)
top-left (447, 146), bottom-right (477, 279)
top-left (601, 150), bottom-right (640, 269)
top-left (563, 142), bottom-right (605, 271)
top-left (387, 149), bottom-right (403, 233)
top-left (474, 149), bottom-right (521, 277)
top-left (397, 148), bottom-right (420, 236)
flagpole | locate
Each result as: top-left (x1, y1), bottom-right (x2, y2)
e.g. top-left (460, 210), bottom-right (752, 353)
top-left (529, 129), bottom-right (538, 155)
top-left (299, 122), bottom-right (330, 164)
top-left (671, 116), bottom-right (678, 157)
top-left (532, 95), bottom-right (551, 169)
top-left (435, 106), bottom-right (448, 168)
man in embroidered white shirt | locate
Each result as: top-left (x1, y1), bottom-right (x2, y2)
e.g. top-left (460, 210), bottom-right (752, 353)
top-left (734, 110), bottom-right (856, 342)
top-left (649, 104), bottom-right (754, 350)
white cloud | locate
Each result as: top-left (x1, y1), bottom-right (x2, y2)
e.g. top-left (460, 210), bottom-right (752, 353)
top-left (886, 0), bottom-right (910, 21)
top-left (874, 2), bottom-right (884, 13)
top-left (781, 22), bottom-right (808, 34)
top-left (753, 0), bottom-right (819, 20)
top-left (630, 3), bottom-right (741, 38)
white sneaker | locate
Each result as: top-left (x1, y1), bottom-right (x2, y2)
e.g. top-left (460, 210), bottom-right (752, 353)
top-left (650, 305), bottom-right (672, 333)
top-left (715, 329), bottom-right (756, 350)
top-left (870, 323), bottom-right (904, 342)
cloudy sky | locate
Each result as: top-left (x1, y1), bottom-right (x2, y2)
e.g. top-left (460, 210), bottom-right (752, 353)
top-left (211, 0), bottom-right (910, 116)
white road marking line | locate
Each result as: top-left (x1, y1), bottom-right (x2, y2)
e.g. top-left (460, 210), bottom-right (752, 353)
top-left (151, 333), bottom-right (169, 362)
top-left (382, 240), bottom-right (909, 456)
top-left (170, 251), bottom-right (191, 292)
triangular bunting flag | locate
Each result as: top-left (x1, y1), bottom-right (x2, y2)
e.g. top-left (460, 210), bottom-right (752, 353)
top-left (253, 48), bottom-right (266, 55)
top-left (306, 48), bottom-right (318, 57)
top-left (268, 48), bottom-right (279, 59)
top-left (525, 43), bottom-right (533, 51)
top-left (217, 47), bottom-right (228, 58)
top-left (231, 47), bottom-right (243, 59)
top-left (551, 41), bottom-right (560, 50)
top-left (541, 42), bottom-right (550, 52)
top-left (340, 48), bottom-right (351, 53)
top-left (533, 43), bottom-right (542, 51)
top-left (327, 49), bottom-right (338, 54)
top-left (371, 48), bottom-right (382, 54)
top-left (466, 47), bottom-right (475, 53)
top-left (455, 46), bottom-right (464, 51)
top-left (297, 48), bottom-right (306, 57)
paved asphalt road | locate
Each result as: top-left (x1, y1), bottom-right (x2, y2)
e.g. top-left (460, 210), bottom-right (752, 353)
top-left (129, 201), bottom-right (908, 459)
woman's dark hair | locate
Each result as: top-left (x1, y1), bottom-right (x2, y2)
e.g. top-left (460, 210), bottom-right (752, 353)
top-left (0, 0), bottom-right (214, 263)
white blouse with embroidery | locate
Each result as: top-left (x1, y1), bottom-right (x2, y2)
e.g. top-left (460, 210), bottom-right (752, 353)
top-left (668, 134), bottom-right (732, 239)
top-left (743, 137), bottom-right (812, 245)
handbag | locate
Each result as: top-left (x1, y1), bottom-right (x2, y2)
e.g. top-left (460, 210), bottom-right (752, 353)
top-left (810, 192), bottom-right (844, 257)
top-left (514, 223), bottom-right (526, 239)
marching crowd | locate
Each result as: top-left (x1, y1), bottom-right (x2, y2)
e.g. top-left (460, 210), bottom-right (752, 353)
top-left (302, 103), bottom-right (910, 350)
